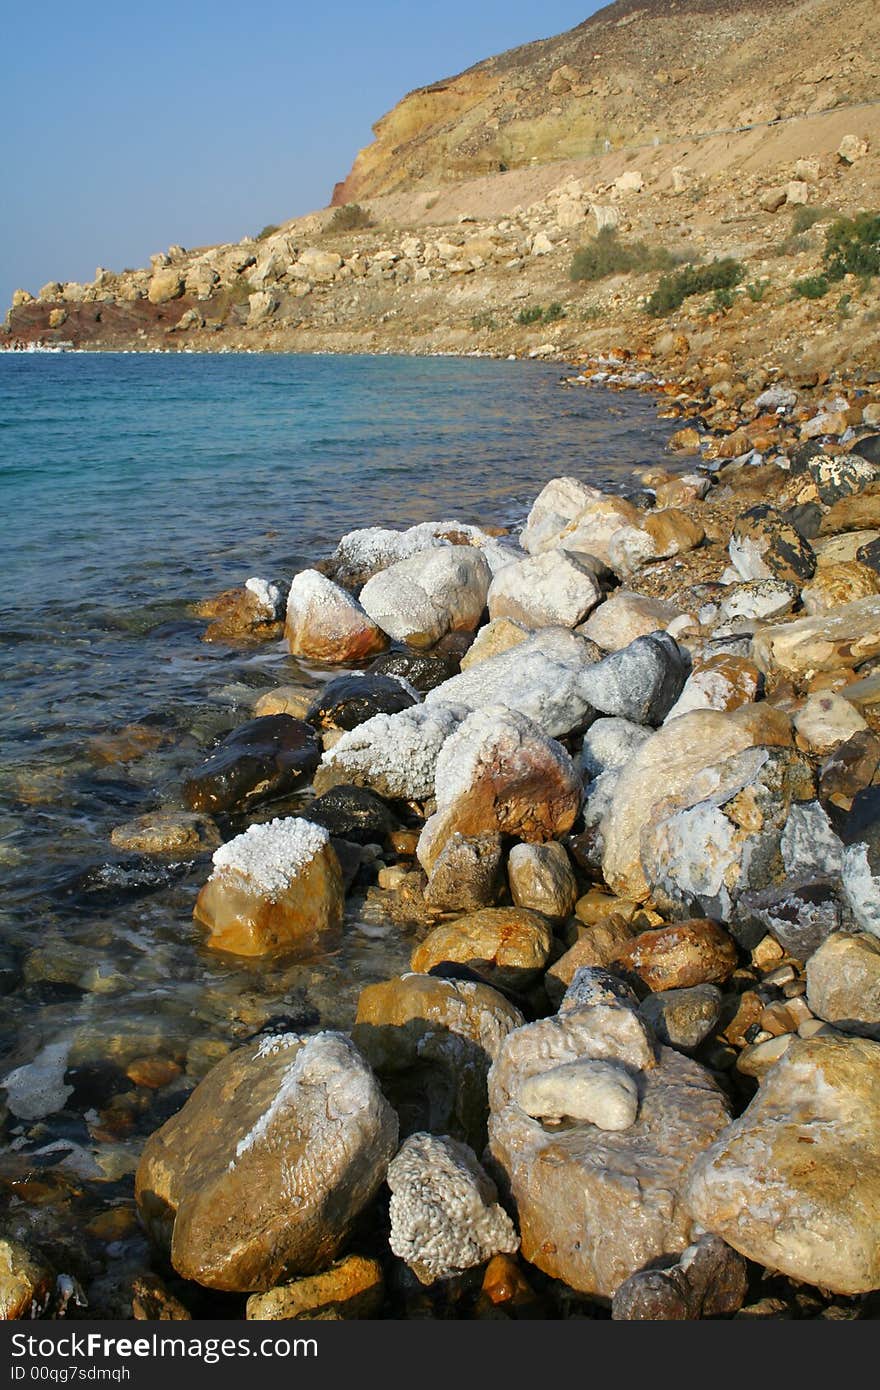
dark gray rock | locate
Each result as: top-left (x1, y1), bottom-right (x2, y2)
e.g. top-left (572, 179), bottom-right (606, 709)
top-left (306, 673), bottom-right (417, 732)
top-left (368, 650), bottom-right (456, 693)
top-left (183, 715), bottom-right (319, 814)
top-left (305, 784), bottom-right (399, 845)
top-left (638, 984), bottom-right (722, 1051)
top-left (733, 876), bottom-right (845, 958)
top-left (612, 1233), bottom-right (748, 1320)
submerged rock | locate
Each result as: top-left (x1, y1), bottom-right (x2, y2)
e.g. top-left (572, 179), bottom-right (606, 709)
top-left (110, 810), bottom-right (220, 855)
top-left (686, 1035), bottom-right (880, 1295)
top-left (0, 1239), bottom-right (54, 1320)
top-left (135, 1031), bottom-right (398, 1292)
top-left (183, 715), bottom-right (319, 815)
top-left (387, 1133), bottom-right (519, 1284)
top-left (193, 816), bottom-right (343, 956)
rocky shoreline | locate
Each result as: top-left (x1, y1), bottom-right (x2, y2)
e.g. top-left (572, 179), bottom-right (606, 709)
top-left (5, 364), bottom-right (880, 1323)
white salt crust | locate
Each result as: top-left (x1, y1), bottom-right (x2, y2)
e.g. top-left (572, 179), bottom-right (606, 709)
top-left (210, 817), bottom-right (329, 899)
top-left (245, 576), bottom-right (282, 619)
top-left (321, 702), bottom-right (467, 799)
top-left (286, 568), bottom-right (365, 618)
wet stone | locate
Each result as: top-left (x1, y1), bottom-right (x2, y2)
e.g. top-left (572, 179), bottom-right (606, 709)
top-left (304, 785), bottom-right (399, 846)
top-left (305, 673), bottom-right (417, 732)
top-left (423, 832), bottom-right (503, 912)
top-left (183, 715), bottom-right (320, 815)
top-left (368, 653), bottom-right (457, 697)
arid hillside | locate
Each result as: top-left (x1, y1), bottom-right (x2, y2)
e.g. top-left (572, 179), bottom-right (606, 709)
top-left (333, 0), bottom-right (879, 202)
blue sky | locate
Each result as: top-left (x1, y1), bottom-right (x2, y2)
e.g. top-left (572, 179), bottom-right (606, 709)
top-left (2, 1), bottom-right (604, 312)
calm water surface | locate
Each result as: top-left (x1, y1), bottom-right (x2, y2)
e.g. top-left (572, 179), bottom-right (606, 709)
top-left (0, 353), bottom-right (672, 1291)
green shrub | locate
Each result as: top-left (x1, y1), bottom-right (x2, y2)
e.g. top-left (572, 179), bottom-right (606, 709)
top-left (837, 292), bottom-right (853, 320)
top-left (793, 275), bottom-right (830, 300)
top-left (712, 287), bottom-right (736, 312)
top-left (746, 280), bottom-right (769, 302)
top-left (256, 224), bottom-right (279, 241)
top-left (329, 203), bottom-right (374, 233)
top-left (646, 258), bottom-right (745, 316)
top-left (771, 233), bottom-right (810, 258)
top-left (514, 303), bottom-right (566, 326)
top-left (470, 310), bottom-right (497, 331)
top-left (790, 205), bottom-right (833, 235)
top-left (823, 212), bottom-right (880, 281)
top-left (570, 228), bottom-right (676, 282)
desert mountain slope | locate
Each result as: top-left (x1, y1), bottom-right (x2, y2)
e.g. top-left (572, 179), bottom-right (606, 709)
top-left (333, 0), bottom-right (879, 203)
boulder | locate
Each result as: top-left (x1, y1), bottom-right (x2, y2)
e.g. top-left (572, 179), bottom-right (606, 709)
top-left (306, 673), bottom-right (417, 731)
top-left (752, 595), bottom-right (880, 679)
top-left (359, 546), bottom-right (491, 648)
top-left (578, 716), bottom-right (652, 781)
top-left (425, 627), bottom-right (602, 738)
top-left (314, 702), bottom-right (466, 801)
top-left (801, 561), bottom-right (879, 614)
top-left (729, 506), bottom-right (816, 584)
top-left (368, 649), bottom-right (455, 693)
top-left (193, 581), bottom-right (283, 643)
top-left (806, 933), bottom-right (880, 1037)
top-left (580, 591), bottom-right (683, 650)
top-left (520, 478), bottom-right (637, 559)
top-left (304, 785), bottom-right (398, 845)
top-left (148, 270), bottom-right (184, 304)
top-left (602, 705), bottom-right (793, 901)
top-left (134, 1032), bottom-right (398, 1291)
top-left (417, 706), bottom-right (581, 872)
top-left (819, 482), bottom-right (880, 534)
top-left (387, 1133), bottom-right (518, 1284)
top-left (611, 1234), bottom-right (747, 1320)
top-left (326, 521), bottom-right (502, 588)
top-left (637, 985), bottom-right (723, 1052)
top-left (422, 833), bottom-right (503, 911)
top-left (352, 974), bottom-right (524, 1149)
top-left (612, 919), bottom-right (738, 990)
top-left (507, 841), bottom-right (578, 919)
top-left (488, 1003), bottom-right (730, 1297)
top-left (192, 817), bottom-right (343, 956)
top-left (714, 579), bottom-right (798, 626)
top-left (663, 654), bottom-right (760, 721)
top-left (734, 876), bottom-right (844, 959)
top-left (460, 617), bottom-right (531, 670)
top-left (245, 1255), bottom-right (383, 1320)
top-left (808, 451), bottom-right (880, 505)
top-left (285, 570), bottom-right (388, 663)
top-left (686, 1035), bottom-right (880, 1295)
top-left (487, 549), bottom-right (601, 629)
top-left (607, 510), bottom-right (704, 578)
top-left (0, 1239), bottom-right (53, 1319)
top-left (580, 632), bottom-right (689, 726)
top-left (410, 907), bottom-right (553, 991)
top-left (794, 691), bottom-right (868, 755)
top-left (183, 715), bottom-right (320, 814)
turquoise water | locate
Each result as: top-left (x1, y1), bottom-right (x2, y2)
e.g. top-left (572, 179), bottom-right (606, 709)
top-left (0, 353), bottom-right (672, 1304)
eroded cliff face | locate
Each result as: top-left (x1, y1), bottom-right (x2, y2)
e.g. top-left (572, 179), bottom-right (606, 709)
top-left (331, 0), bottom-right (879, 204)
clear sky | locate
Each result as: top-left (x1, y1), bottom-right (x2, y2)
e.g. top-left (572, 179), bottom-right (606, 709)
top-left (2, 1), bottom-right (605, 312)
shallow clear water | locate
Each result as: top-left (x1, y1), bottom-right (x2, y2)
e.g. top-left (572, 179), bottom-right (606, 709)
top-left (0, 352), bottom-right (672, 1295)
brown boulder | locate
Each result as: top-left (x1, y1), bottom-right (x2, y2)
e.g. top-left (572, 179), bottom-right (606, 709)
top-left (612, 919), bottom-right (738, 990)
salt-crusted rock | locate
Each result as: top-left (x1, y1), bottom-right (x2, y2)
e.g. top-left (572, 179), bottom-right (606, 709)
top-left (715, 578), bottom-right (798, 626)
top-left (0, 1239), bottom-right (54, 1319)
top-left (410, 907), bottom-right (553, 991)
top-left (326, 521), bottom-right (503, 587)
top-left (193, 580), bottom-right (283, 642)
top-left (314, 702), bottom-right (466, 800)
top-left (520, 478), bottom-right (638, 561)
top-left (580, 632), bottom-right (689, 726)
top-left (794, 691), bottom-right (868, 755)
top-left (425, 627), bottom-right (601, 737)
top-left (422, 833), bottom-right (503, 911)
top-left (686, 1035), bottom-right (880, 1295)
top-left (359, 546), bottom-right (491, 648)
top-left (607, 510), bottom-right (704, 579)
top-left (578, 716), bottom-right (651, 781)
top-left (639, 745), bottom-right (816, 922)
top-left (612, 919), bottom-right (738, 990)
top-left (487, 549), bottom-right (601, 629)
top-left (579, 591), bottom-right (683, 650)
top-left (387, 1133), bottom-right (519, 1284)
top-left (558, 965), bottom-right (642, 1017)
top-left (801, 561), bottom-right (879, 615)
top-left (806, 933), bottom-right (880, 1037)
top-left (135, 1031), bottom-right (398, 1291)
top-left (305, 673), bottom-right (417, 732)
top-left (753, 596), bottom-right (880, 679)
top-left (842, 841), bottom-right (880, 940)
top-left (245, 1255), bottom-right (383, 1320)
top-left (488, 1005), bottom-right (730, 1297)
top-left (612, 1233), bottom-right (747, 1320)
top-left (353, 974), bottom-right (524, 1149)
top-left (517, 1059), bottom-right (639, 1130)
top-left (638, 984), bottom-right (723, 1052)
top-left (192, 817), bottom-right (343, 956)
top-left (507, 841), bottom-right (578, 919)
top-left (663, 654), bottom-right (761, 722)
top-left (602, 705), bottom-right (793, 902)
top-left (417, 706), bottom-right (581, 872)
top-left (729, 506), bottom-right (816, 584)
top-left (285, 569), bottom-right (388, 662)
top-left (183, 715), bottom-right (320, 814)
top-left (460, 616), bottom-right (531, 669)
